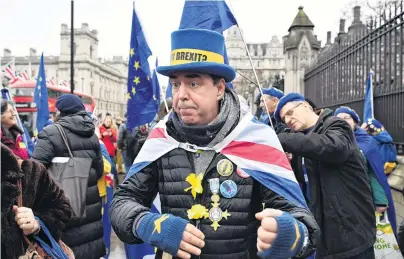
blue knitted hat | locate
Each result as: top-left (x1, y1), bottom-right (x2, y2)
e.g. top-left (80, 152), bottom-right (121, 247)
top-left (156, 29), bottom-right (236, 82)
top-left (274, 93), bottom-right (305, 122)
top-left (261, 87), bottom-right (284, 99)
top-left (334, 106), bottom-right (360, 123)
top-left (56, 94), bottom-right (85, 114)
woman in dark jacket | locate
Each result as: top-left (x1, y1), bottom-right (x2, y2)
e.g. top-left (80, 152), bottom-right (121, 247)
top-left (1, 143), bottom-right (72, 259)
top-left (1, 100), bottom-right (29, 159)
top-left (32, 94), bottom-right (105, 259)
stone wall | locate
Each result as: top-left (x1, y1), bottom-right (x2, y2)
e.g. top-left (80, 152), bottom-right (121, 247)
top-left (388, 155), bottom-right (404, 230)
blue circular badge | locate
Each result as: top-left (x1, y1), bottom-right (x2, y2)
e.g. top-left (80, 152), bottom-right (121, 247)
top-left (220, 180), bottom-right (238, 199)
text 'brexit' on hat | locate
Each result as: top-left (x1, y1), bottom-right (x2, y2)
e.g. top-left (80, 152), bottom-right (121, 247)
top-left (156, 29), bottom-right (236, 82)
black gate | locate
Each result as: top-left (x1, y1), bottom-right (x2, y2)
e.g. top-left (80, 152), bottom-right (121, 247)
top-left (304, 3), bottom-right (404, 149)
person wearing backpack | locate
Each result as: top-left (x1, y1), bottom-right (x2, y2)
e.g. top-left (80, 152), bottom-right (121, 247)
top-left (32, 94), bottom-right (105, 259)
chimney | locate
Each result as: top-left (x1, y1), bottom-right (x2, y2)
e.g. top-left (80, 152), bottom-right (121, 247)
top-left (339, 19), bottom-right (346, 33)
top-left (82, 23), bottom-right (89, 31)
top-left (29, 48), bottom-right (37, 56)
top-left (61, 23), bottom-right (68, 32)
top-left (353, 6), bottom-right (361, 23)
top-left (3, 49), bottom-right (11, 57)
top-left (326, 31), bottom-right (332, 44)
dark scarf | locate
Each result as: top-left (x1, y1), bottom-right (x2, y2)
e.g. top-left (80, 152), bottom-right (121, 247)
top-left (172, 88), bottom-right (240, 147)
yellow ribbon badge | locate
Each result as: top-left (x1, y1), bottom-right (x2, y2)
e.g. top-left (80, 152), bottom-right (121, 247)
top-left (184, 173), bottom-right (204, 199)
top-left (187, 204), bottom-right (209, 220)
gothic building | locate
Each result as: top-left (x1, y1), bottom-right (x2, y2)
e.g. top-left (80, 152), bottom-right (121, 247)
top-left (283, 6), bottom-right (321, 93)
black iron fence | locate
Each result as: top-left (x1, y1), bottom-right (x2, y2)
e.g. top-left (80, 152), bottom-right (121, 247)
top-left (304, 3), bottom-right (404, 151)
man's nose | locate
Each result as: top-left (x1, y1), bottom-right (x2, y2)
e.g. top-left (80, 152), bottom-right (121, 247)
top-left (177, 84), bottom-right (189, 100)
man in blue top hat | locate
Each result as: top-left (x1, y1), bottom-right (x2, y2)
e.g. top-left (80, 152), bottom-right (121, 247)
top-left (111, 29), bottom-right (318, 259)
top-left (274, 93), bottom-right (376, 259)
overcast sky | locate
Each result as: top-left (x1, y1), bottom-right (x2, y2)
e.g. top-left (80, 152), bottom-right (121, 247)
top-left (0, 0), bottom-right (381, 69)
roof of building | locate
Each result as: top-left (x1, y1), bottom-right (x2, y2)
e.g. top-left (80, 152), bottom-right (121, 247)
top-left (288, 6), bottom-right (315, 32)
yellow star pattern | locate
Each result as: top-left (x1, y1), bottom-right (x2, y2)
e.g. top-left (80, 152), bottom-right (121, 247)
top-left (134, 61), bottom-right (140, 70)
top-left (126, 93), bottom-right (131, 100)
top-left (39, 77), bottom-right (42, 82)
top-left (147, 76), bottom-right (150, 81)
top-left (153, 95), bottom-right (156, 100)
top-left (130, 48), bottom-right (135, 57)
top-left (152, 215), bottom-right (169, 234)
top-left (290, 221), bottom-right (301, 251)
top-left (131, 87), bottom-right (136, 95)
top-left (134, 76), bottom-right (140, 85)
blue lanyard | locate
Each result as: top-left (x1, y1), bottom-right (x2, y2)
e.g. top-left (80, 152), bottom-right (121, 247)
top-left (33, 217), bottom-right (69, 259)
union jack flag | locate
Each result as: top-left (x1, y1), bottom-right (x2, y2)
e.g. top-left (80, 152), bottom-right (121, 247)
top-left (125, 112), bottom-right (307, 209)
top-left (1, 60), bottom-right (19, 84)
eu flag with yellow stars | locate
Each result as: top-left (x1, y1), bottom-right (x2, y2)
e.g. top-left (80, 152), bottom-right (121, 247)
top-left (179, 0), bottom-right (238, 89)
top-left (34, 53), bottom-right (50, 133)
top-left (126, 4), bottom-right (156, 130)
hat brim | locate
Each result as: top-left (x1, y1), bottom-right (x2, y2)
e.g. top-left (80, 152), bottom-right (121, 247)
top-left (156, 62), bottom-right (236, 83)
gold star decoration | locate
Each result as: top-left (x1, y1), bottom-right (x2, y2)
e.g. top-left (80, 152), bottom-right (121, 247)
top-left (211, 221), bottom-right (220, 231)
top-left (131, 87), bottom-right (136, 95)
top-left (152, 215), bottom-right (169, 234)
top-left (187, 205), bottom-right (209, 220)
top-left (126, 93), bottom-right (131, 100)
top-left (134, 76), bottom-right (140, 85)
top-left (134, 61), bottom-right (140, 70)
top-left (130, 48), bottom-right (135, 57)
top-left (153, 95), bottom-right (156, 100)
top-left (147, 76), bottom-right (150, 81)
top-left (39, 77), bottom-right (42, 82)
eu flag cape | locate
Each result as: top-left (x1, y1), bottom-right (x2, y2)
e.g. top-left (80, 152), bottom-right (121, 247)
top-left (355, 128), bottom-right (396, 234)
top-left (125, 112), bottom-right (307, 209)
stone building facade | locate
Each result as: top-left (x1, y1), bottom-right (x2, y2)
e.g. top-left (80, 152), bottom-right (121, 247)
top-left (283, 7), bottom-right (321, 94)
top-left (1, 23), bottom-right (128, 117)
top-left (226, 6), bottom-right (321, 98)
top-left (226, 26), bottom-right (285, 102)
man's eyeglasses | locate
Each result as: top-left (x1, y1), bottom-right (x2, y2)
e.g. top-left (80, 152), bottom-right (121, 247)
top-left (281, 102), bottom-right (303, 122)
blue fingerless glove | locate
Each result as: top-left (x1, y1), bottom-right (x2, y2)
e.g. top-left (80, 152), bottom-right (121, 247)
top-left (258, 212), bottom-right (308, 259)
top-left (133, 213), bottom-right (188, 255)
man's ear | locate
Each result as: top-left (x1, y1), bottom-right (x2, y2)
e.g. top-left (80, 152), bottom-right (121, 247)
top-left (216, 79), bottom-right (226, 100)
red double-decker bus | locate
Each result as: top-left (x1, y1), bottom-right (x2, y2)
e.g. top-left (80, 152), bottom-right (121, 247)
top-left (9, 80), bottom-right (96, 136)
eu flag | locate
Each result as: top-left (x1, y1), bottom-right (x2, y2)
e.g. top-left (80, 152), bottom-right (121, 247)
top-left (34, 53), bottom-right (49, 133)
top-left (179, 0), bottom-right (237, 88)
top-left (363, 70), bottom-right (374, 122)
top-left (165, 81), bottom-right (172, 99)
top-left (152, 58), bottom-right (161, 111)
top-left (126, 5), bottom-right (156, 130)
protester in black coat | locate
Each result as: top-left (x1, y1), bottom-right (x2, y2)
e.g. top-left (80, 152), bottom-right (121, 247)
top-left (111, 28), bottom-right (320, 259)
top-left (274, 93), bottom-right (376, 259)
top-left (32, 94), bottom-right (105, 259)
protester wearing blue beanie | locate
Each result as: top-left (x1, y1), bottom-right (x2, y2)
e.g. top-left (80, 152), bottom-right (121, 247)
top-left (276, 93), bottom-right (378, 258)
top-left (274, 93), bottom-right (306, 123)
top-left (55, 94), bottom-right (85, 115)
top-left (334, 106), bottom-right (360, 124)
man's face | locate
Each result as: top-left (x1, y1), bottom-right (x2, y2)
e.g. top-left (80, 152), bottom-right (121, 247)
top-left (260, 95), bottom-right (277, 114)
top-left (279, 101), bottom-right (310, 131)
top-left (170, 72), bottom-right (225, 126)
top-left (336, 113), bottom-right (356, 130)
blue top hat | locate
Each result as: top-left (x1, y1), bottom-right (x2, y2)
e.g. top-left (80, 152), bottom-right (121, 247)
top-left (156, 29), bottom-right (236, 82)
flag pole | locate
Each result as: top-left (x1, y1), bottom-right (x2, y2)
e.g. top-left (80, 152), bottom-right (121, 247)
top-left (70, 0), bottom-right (75, 94)
top-left (236, 70), bottom-right (259, 87)
top-left (369, 69), bottom-right (374, 118)
top-left (227, 0), bottom-right (273, 127)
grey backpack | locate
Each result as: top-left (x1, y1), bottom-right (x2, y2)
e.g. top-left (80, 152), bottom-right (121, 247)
top-left (49, 124), bottom-right (92, 218)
